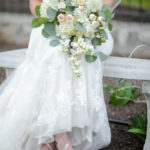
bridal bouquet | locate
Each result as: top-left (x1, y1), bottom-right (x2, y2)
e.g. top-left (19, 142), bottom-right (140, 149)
top-left (32, 0), bottom-right (114, 77)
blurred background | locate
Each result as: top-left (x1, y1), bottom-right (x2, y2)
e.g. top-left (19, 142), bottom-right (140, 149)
top-left (0, 0), bottom-right (150, 58)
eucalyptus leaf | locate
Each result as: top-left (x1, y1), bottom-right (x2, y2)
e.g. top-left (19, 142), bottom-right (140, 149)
top-left (76, 22), bottom-right (87, 33)
top-left (68, 6), bottom-right (75, 13)
top-left (44, 22), bottom-right (56, 36)
top-left (46, 7), bottom-right (57, 19)
top-left (42, 29), bottom-right (49, 38)
top-left (93, 51), bottom-right (108, 61)
top-left (49, 39), bottom-right (60, 46)
top-left (32, 18), bottom-right (41, 28)
top-left (85, 54), bottom-right (97, 63)
top-left (66, 0), bottom-right (72, 6)
top-left (100, 29), bottom-right (108, 39)
top-left (35, 5), bottom-right (41, 17)
top-left (92, 37), bottom-right (102, 46)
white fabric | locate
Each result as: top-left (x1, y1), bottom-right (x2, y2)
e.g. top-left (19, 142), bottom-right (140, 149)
top-left (0, 23), bottom-right (113, 150)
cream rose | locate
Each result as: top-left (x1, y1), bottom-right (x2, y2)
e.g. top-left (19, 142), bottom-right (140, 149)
top-left (98, 16), bottom-right (103, 22)
top-left (66, 14), bottom-right (73, 22)
top-left (76, 31), bottom-right (83, 37)
top-left (89, 14), bottom-right (96, 21)
top-left (79, 6), bottom-right (86, 11)
top-left (77, 0), bottom-right (84, 5)
top-left (58, 2), bottom-right (66, 9)
top-left (57, 14), bottom-right (66, 23)
top-left (92, 21), bottom-right (99, 28)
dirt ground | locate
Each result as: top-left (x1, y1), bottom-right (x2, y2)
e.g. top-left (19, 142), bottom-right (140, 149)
top-left (102, 77), bottom-right (145, 150)
top-left (0, 44), bottom-right (146, 150)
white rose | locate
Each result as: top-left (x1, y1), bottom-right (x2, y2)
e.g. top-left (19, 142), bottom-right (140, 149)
top-left (98, 16), bottom-right (103, 22)
top-left (92, 21), bottom-right (99, 28)
top-left (57, 14), bottom-right (66, 23)
top-left (58, 2), bottom-right (66, 9)
top-left (66, 14), bottom-right (73, 22)
top-left (79, 6), bottom-right (86, 11)
top-left (89, 14), bottom-right (96, 21)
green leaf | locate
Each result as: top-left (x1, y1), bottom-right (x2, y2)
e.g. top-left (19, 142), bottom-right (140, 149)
top-left (128, 128), bottom-right (146, 135)
top-left (85, 54), bottom-right (97, 63)
top-left (110, 94), bottom-right (129, 106)
top-left (108, 23), bottom-right (113, 31)
top-left (46, 7), bottom-right (57, 19)
top-left (44, 22), bottom-right (56, 36)
top-left (66, 0), bottom-right (72, 5)
top-left (76, 22), bottom-right (87, 33)
top-left (104, 9), bottom-right (114, 23)
top-left (49, 39), bottom-right (60, 46)
top-left (92, 37), bottom-right (102, 46)
top-left (39, 17), bottom-right (49, 24)
top-left (41, 29), bottom-right (49, 38)
top-left (32, 18), bottom-right (41, 28)
top-left (35, 5), bottom-right (41, 17)
top-left (68, 6), bottom-right (75, 13)
top-left (100, 29), bottom-right (108, 39)
top-left (94, 51), bottom-right (108, 61)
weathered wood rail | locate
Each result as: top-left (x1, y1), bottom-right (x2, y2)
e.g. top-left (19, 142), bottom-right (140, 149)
top-left (0, 49), bottom-right (150, 150)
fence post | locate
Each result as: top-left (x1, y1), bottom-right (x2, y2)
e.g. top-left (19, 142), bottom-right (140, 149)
top-left (142, 81), bottom-right (150, 150)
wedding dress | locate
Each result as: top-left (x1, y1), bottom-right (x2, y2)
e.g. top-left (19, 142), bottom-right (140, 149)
top-left (0, 12), bottom-right (113, 150)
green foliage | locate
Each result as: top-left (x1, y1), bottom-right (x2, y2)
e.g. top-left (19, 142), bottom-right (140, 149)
top-left (94, 51), bottom-right (108, 61)
top-left (85, 54), bottom-right (97, 63)
top-left (42, 29), bottom-right (50, 38)
top-left (128, 113), bottom-right (147, 143)
top-left (76, 22), bottom-right (87, 34)
top-left (49, 39), bottom-right (60, 46)
top-left (100, 29), bottom-right (108, 39)
top-left (35, 5), bottom-right (41, 17)
top-left (32, 17), bottom-right (48, 28)
top-left (92, 37), bottom-right (102, 46)
top-left (44, 22), bottom-right (56, 36)
top-left (46, 7), bottom-right (57, 19)
top-left (99, 4), bottom-right (114, 23)
top-left (108, 23), bottom-right (113, 31)
top-left (104, 80), bottom-right (142, 106)
top-left (66, 0), bottom-right (72, 6)
top-left (32, 18), bottom-right (41, 27)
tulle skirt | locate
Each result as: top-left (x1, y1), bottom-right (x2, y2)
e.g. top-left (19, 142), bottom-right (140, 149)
top-left (0, 24), bottom-right (113, 150)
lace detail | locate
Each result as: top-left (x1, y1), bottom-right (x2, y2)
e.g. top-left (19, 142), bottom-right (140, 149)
top-left (91, 64), bottom-right (103, 112)
top-left (72, 76), bottom-right (87, 112)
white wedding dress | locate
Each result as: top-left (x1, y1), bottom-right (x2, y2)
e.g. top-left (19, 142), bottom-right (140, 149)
top-left (0, 18), bottom-right (113, 150)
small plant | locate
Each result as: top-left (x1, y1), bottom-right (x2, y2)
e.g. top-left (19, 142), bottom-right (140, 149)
top-left (128, 113), bottom-right (147, 143)
top-left (103, 79), bottom-right (142, 106)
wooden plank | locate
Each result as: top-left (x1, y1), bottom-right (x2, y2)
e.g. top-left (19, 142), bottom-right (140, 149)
top-left (0, 48), bottom-right (150, 81)
top-left (103, 56), bottom-right (150, 81)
